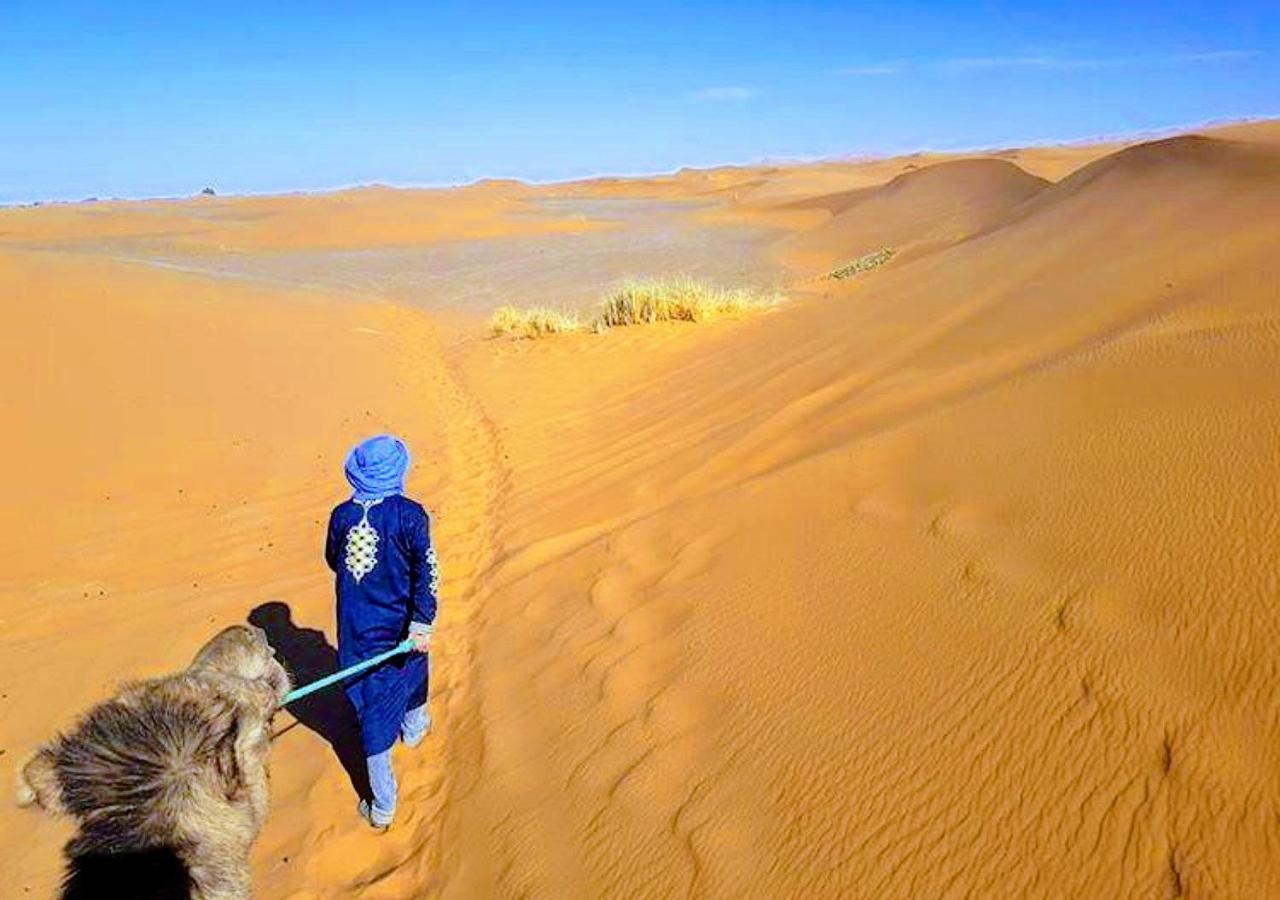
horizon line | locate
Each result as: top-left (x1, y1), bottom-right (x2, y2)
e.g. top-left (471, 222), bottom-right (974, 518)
top-left (3, 113), bottom-right (1275, 209)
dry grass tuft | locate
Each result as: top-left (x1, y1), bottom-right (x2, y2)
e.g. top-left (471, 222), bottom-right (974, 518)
top-left (593, 278), bottom-right (780, 330)
top-left (490, 305), bottom-right (582, 338)
top-left (828, 248), bottom-right (895, 280)
top-left (490, 278), bottom-right (781, 338)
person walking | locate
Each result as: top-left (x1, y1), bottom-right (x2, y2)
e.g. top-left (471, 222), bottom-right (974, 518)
top-left (325, 434), bottom-right (437, 830)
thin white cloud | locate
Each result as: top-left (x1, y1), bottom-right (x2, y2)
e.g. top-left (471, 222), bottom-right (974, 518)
top-left (834, 63), bottom-right (905, 76)
top-left (833, 49), bottom-right (1262, 77)
top-left (692, 86), bottom-right (756, 102)
top-left (939, 50), bottom-right (1260, 73)
top-left (1167, 49), bottom-right (1260, 63)
top-left (941, 55), bottom-right (1108, 72)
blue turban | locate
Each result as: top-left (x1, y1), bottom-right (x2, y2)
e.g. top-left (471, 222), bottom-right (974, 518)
top-left (345, 435), bottom-right (410, 501)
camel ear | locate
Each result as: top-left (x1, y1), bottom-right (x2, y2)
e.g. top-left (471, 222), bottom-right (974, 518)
top-left (17, 748), bottom-right (65, 813)
top-left (213, 711), bottom-right (247, 801)
top-left (214, 707), bottom-right (270, 801)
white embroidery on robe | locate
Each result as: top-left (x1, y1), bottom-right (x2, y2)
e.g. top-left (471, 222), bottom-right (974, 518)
top-left (345, 499), bottom-right (381, 582)
top-left (426, 545), bottom-right (439, 595)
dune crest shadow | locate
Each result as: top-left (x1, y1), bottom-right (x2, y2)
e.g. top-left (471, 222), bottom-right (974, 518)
top-left (248, 601), bottom-right (370, 801)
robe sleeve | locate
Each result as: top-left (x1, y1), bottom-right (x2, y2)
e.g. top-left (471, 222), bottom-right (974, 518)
top-left (408, 506), bottom-right (438, 631)
top-left (324, 508), bottom-right (341, 573)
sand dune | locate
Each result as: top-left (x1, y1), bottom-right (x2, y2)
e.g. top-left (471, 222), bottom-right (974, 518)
top-left (778, 158), bottom-right (1051, 271)
top-left (437, 125), bottom-right (1280, 896)
top-left (3, 121), bottom-right (1279, 897)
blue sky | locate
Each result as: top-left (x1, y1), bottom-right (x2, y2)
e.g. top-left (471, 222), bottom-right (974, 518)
top-left (1, 1), bottom-right (1276, 202)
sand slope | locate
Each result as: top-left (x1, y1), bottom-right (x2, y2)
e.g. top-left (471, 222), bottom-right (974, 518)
top-left (778, 158), bottom-right (1050, 271)
top-left (440, 129), bottom-right (1280, 896)
top-left (0, 249), bottom-right (506, 897)
top-left (3, 122), bottom-right (1279, 898)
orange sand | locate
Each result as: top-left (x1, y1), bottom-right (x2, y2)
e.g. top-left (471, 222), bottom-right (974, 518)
top-left (3, 121), bottom-right (1279, 898)
top-left (0, 181), bottom-right (599, 252)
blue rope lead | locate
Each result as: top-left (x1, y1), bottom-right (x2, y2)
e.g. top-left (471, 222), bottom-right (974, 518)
top-left (280, 637), bottom-right (417, 706)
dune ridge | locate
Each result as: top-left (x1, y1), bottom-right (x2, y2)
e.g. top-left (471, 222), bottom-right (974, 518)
top-left (778, 158), bottom-right (1051, 271)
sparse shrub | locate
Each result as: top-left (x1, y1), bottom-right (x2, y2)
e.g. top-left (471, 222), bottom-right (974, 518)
top-left (490, 278), bottom-right (781, 339)
top-left (593, 278), bottom-right (780, 330)
top-left (490, 305), bottom-right (582, 338)
top-left (828, 248), bottom-right (895, 280)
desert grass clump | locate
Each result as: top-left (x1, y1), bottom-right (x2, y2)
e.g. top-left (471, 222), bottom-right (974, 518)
top-left (490, 305), bottom-right (582, 338)
top-left (490, 278), bottom-right (781, 339)
top-left (828, 247), bottom-right (895, 280)
top-left (593, 277), bottom-right (780, 330)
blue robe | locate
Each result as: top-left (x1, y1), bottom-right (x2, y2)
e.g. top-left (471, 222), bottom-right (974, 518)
top-left (325, 494), bottom-right (437, 756)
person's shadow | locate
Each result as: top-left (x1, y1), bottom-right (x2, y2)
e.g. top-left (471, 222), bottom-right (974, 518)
top-left (248, 602), bottom-right (371, 801)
